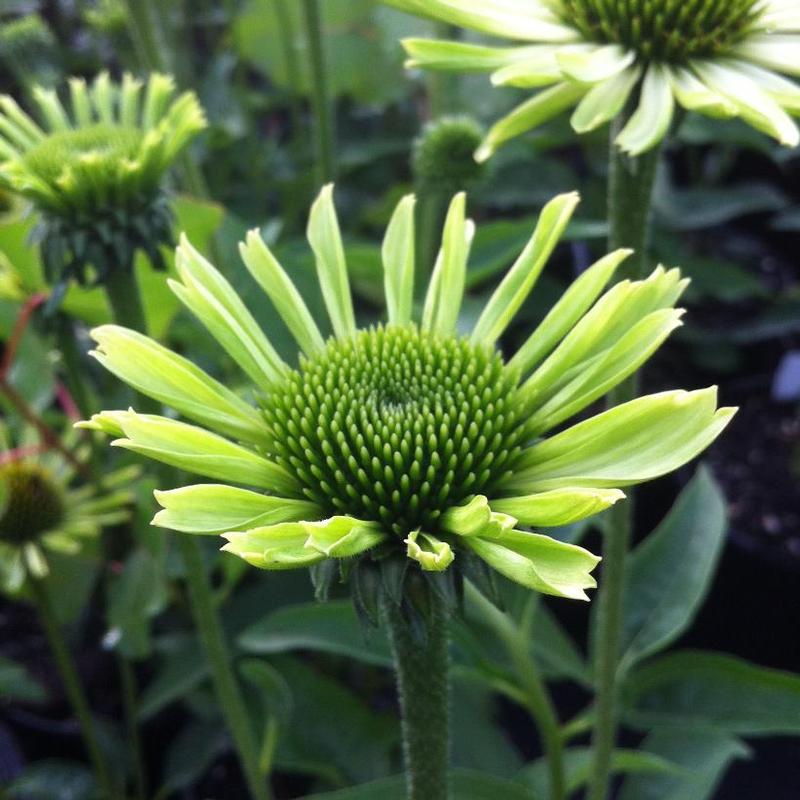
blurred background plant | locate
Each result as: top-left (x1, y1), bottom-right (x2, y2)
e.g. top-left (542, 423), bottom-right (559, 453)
top-left (0, 1), bottom-right (798, 799)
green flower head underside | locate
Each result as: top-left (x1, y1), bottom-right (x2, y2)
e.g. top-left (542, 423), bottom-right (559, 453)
top-left (0, 71), bottom-right (206, 216)
top-left (384, 0), bottom-right (800, 155)
top-left (0, 438), bottom-right (136, 592)
top-left (82, 186), bottom-right (735, 602)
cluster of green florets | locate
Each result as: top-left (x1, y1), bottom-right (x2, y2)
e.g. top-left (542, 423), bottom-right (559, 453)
top-left (559, 0), bottom-right (762, 62)
top-left (0, 463), bottom-right (64, 545)
top-left (264, 325), bottom-right (524, 536)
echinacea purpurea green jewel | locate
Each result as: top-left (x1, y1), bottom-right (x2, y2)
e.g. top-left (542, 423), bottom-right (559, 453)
top-left (382, 0), bottom-right (800, 157)
top-left (0, 71), bottom-right (206, 293)
top-left (81, 185), bottom-right (734, 608)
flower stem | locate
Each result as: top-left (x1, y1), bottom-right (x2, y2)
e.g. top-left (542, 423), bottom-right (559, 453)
top-left (587, 117), bottom-right (662, 800)
top-left (176, 536), bottom-right (270, 800)
top-left (27, 570), bottom-right (118, 799)
top-left (466, 584), bottom-right (565, 800)
top-left (273, 0), bottom-right (305, 153)
top-left (119, 655), bottom-right (147, 800)
top-left (300, 0), bottom-right (335, 184)
top-left (382, 599), bottom-right (451, 800)
top-left (53, 314), bottom-right (93, 419)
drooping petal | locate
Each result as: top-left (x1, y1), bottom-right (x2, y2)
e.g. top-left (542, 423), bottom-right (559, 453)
top-left (153, 484), bottom-right (321, 534)
top-left (615, 63), bottom-right (675, 155)
top-left (303, 516), bottom-right (386, 558)
top-left (571, 66), bottom-right (641, 133)
top-left (735, 34), bottom-right (800, 76)
top-left (465, 529), bottom-right (600, 600)
top-left (239, 229), bottom-right (326, 357)
top-left (491, 487), bottom-right (625, 526)
top-left (440, 494), bottom-right (516, 538)
top-left (475, 82), bottom-right (587, 162)
top-left (489, 46), bottom-right (564, 88)
top-left (693, 59), bottom-right (799, 146)
top-left (307, 184), bottom-right (356, 339)
top-left (221, 523), bottom-right (323, 570)
top-left (89, 325), bottom-right (270, 446)
top-left (728, 60), bottom-right (800, 114)
top-left (108, 411), bottom-right (297, 494)
top-left (382, 194), bottom-right (416, 325)
top-left (509, 249), bottom-right (631, 378)
top-left (471, 192), bottom-right (579, 346)
top-left (405, 531), bottom-right (454, 571)
top-left (505, 388), bottom-right (736, 492)
top-left (422, 192), bottom-right (470, 335)
top-left (668, 66), bottom-right (737, 118)
top-left (557, 44), bottom-right (635, 84)
top-left (381, 0), bottom-right (579, 43)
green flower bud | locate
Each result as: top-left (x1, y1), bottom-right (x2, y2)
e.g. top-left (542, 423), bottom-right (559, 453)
top-left (412, 115), bottom-right (487, 193)
top-left (0, 463), bottom-right (63, 545)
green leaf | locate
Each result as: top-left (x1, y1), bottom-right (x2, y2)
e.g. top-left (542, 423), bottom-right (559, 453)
top-left (159, 719), bottom-right (229, 794)
top-left (6, 760), bottom-right (95, 800)
top-left (304, 769), bottom-right (541, 800)
top-left (239, 600), bottom-right (391, 667)
top-left (520, 746), bottom-right (681, 796)
top-left (106, 548), bottom-right (167, 659)
top-left (617, 467), bottom-right (727, 671)
top-left (0, 654), bottom-right (47, 702)
top-left (618, 728), bottom-right (750, 800)
top-left (624, 651), bottom-right (800, 735)
top-left (239, 658), bottom-right (293, 725)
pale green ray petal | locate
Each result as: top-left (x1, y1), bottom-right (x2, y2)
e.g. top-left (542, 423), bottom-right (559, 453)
top-left (475, 82), bottom-right (587, 162)
top-left (557, 44), bottom-right (635, 84)
top-left (491, 487), bottom-right (625, 526)
top-left (668, 66), bottom-right (737, 118)
top-left (303, 516), bottom-right (386, 558)
top-left (239, 230), bottom-right (326, 356)
top-left (109, 411), bottom-right (297, 493)
top-left (524, 307), bottom-right (685, 435)
top-left (615, 63), bottom-right (675, 155)
top-left (32, 87), bottom-right (71, 131)
top-left (422, 193), bottom-right (470, 335)
top-left (471, 192), bottom-right (579, 345)
top-left (381, 0), bottom-right (580, 42)
top-left (68, 78), bottom-right (94, 126)
top-left (90, 325), bottom-right (270, 445)
top-left (736, 34), bottom-right (800, 76)
top-left (490, 46), bottom-right (564, 88)
top-left (729, 60), bottom-right (800, 114)
top-left (465, 530), bottom-right (600, 600)
top-left (506, 388), bottom-right (736, 492)
top-left (440, 495), bottom-right (516, 538)
top-left (571, 66), bottom-right (641, 133)
top-left (402, 39), bottom-right (546, 72)
top-left (90, 72), bottom-right (115, 124)
top-left (0, 97), bottom-right (45, 147)
top-left (382, 194), bottom-right (416, 325)
top-left (222, 523), bottom-right (323, 570)
top-left (142, 73), bottom-right (175, 128)
top-left (174, 235), bottom-right (288, 391)
top-left (153, 484), bottom-right (320, 534)
top-left (119, 73), bottom-right (143, 127)
top-left (693, 59), bottom-right (799, 146)
top-left (508, 249), bottom-right (631, 378)
top-left (405, 531), bottom-right (454, 571)
top-left (307, 184), bottom-right (356, 339)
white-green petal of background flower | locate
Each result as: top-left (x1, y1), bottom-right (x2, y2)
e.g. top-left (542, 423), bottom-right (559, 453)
top-left (386, 0), bottom-right (800, 157)
top-left (83, 185), bottom-right (735, 602)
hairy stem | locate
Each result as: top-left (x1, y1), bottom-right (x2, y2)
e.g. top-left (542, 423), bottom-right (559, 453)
top-left (300, 0), bottom-right (335, 184)
top-left (382, 599), bottom-right (451, 800)
top-left (587, 117), bottom-right (662, 800)
top-left (176, 536), bottom-right (270, 800)
top-left (28, 571), bottom-right (118, 799)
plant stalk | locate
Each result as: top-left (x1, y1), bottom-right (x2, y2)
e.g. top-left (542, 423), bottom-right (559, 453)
top-left (176, 536), bottom-right (269, 800)
top-left (28, 571), bottom-right (118, 799)
top-left (273, 0), bottom-right (305, 152)
top-left (382, 599), bottom-right (451, 800)
top-left (587, 117), bottom-right (662, 800)
top-left (119, 655), bottom-right (147, 800)
top-left (300, 0), bottom-right (335, 184)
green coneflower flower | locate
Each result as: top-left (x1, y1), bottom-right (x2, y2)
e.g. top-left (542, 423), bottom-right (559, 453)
top-left (81, 186), bottom-right (734, 608)
top-left (0, 71), bottom-right (206, 292)
top-left (383, 0), bottom-right (800, 157)
top-left (0, 431), bottom-right (137, 593)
